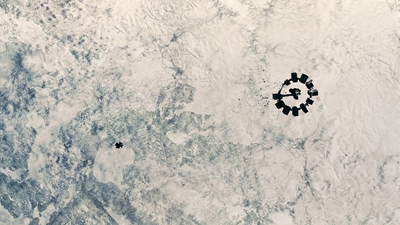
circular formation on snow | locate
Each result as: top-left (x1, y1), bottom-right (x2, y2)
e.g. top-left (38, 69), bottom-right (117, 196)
top-left (272, 72), bottom-right (318, 116)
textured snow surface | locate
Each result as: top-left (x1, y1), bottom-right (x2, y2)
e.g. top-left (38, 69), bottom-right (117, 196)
top-left (0, 0), bottom-right (400, 224)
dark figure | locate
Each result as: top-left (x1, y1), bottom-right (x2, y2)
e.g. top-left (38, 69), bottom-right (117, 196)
top-left (308, 89), bottom-right (318, 96)
top-left (292, 107), bottom-right (299, 116)
top-left (300, 103), bottom-right (308, 113)
top-left (306, 81), bottom-right (314, 89)
top-left (275, 100), bottom-right (285, 109)
top-left (115, 142), bottom-right (123, 149)
top-left (299, 74), bottom-right (309, 83)
top-left (276, 88), bottom-right (301, 100)
top-left (291, 73), bottom-right (298, 82)
top-left (282, 105), bottom-right (291, 115)
top-left (273, 93), bottom-right (283, 100)
top-left (288, 88), bottom-right (301, 100)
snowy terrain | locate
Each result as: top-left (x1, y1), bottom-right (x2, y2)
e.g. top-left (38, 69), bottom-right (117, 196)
top-left (0, 0), bottom-right (400, 224)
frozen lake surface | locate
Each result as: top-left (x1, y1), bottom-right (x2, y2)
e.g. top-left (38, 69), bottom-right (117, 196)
top-left (0, 0), bottom-right (399, 224)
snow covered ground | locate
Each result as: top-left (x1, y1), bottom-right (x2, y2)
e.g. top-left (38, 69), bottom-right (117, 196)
top-left (0, 0), bottom-right (399, 224)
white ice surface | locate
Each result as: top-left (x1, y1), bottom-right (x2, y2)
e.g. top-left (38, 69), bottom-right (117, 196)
top-left (0, 0), bottom-right (399, 224)
top-left (93, 146), bottom-right (135, 187)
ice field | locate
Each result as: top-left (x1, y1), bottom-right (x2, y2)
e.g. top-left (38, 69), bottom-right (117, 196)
top-left (0, 0), bottom-right (400, 224)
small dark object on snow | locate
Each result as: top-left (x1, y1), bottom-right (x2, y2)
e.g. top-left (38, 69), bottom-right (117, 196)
top-left (289, 88), bottom-right (301, 100)
top-left (306, 81), bottom-right (314, 89)
top-left (308, 89), bottom-right (318, 96)
top-left (300, 103), bottom-right (308, 113)
top-left (291, 73), bottom-right (298, 82)
top-left (115, 142), bottom-right (123, 149)
top-left (299, 74), bottom-right (309, 83)
top-left (292, 107), bottom-right (299, 116)
top-left (273, 93), bottom-right (282, 100)
top-left (275, 100), bottom-right (285, 109)
top-left (282, 105), bottom-right (291, 115)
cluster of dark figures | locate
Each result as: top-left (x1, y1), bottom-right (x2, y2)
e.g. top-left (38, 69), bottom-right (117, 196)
top-left (272, 73), bottom-right (318, 116)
